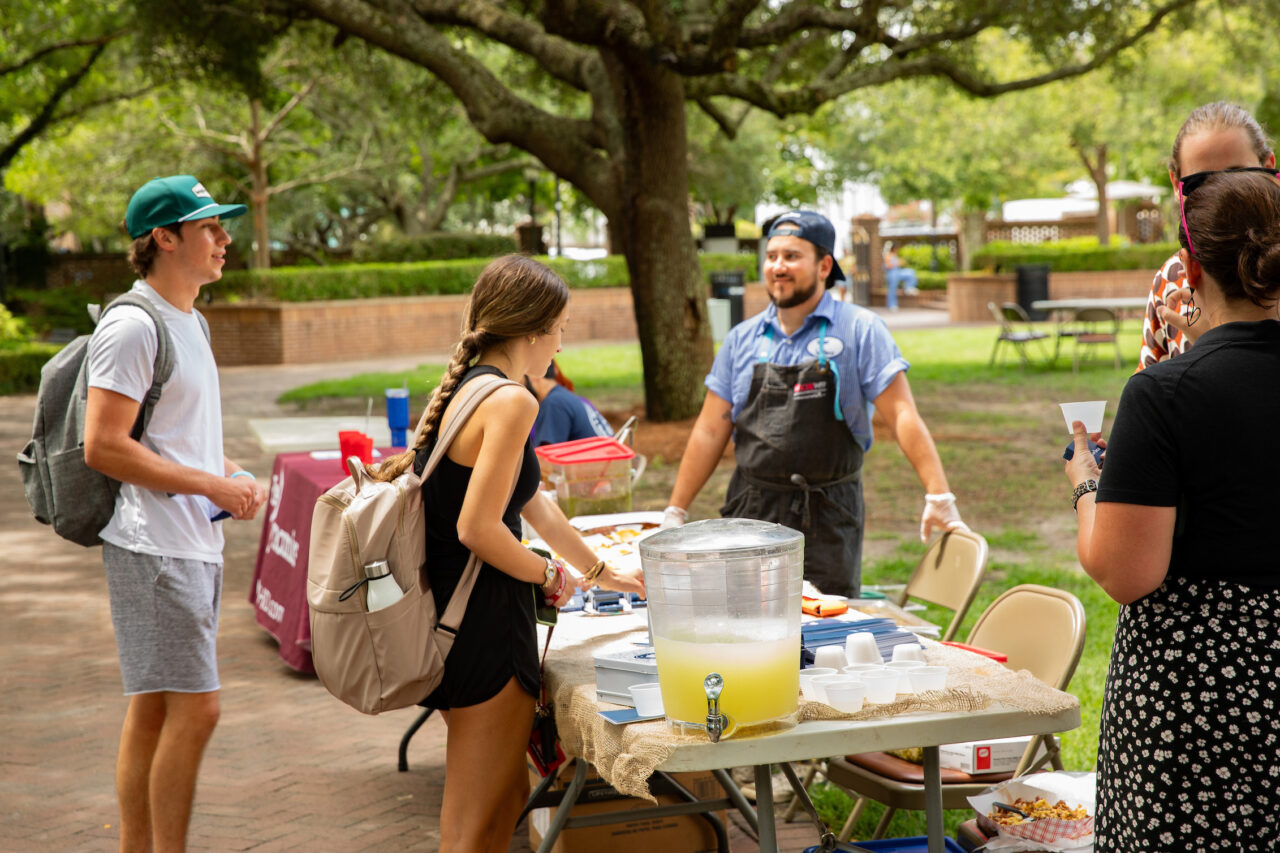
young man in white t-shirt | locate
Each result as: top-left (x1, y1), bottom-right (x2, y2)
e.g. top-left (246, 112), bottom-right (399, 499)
top-left (84, 175), bottom-right (268, 851)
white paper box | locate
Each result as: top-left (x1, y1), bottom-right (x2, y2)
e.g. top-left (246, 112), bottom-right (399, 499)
top-left (938, 735), bottom-right (1034, 774)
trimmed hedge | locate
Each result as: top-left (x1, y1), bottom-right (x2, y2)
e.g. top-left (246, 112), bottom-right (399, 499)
top-left (898, 244), bottom-right (956, 273)
top-left (352, 232), bottom-right (519, 263)
top-left (6, 287), bottom-right (99, 335)
top-left (916, 271), bottom-right (948, 291)
top-left (218, 253), bottom-right (757, 302)
top-left (972, 239), bottom-right (1178, 273)
top-left (0, 342), bottom-right (62, 395)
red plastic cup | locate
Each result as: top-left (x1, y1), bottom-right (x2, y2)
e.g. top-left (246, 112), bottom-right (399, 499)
top-left (338, 430), bottom-right (374, 473)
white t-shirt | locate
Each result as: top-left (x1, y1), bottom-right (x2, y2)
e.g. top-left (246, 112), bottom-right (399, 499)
top-left (87, 281), bottom-right (225, 562)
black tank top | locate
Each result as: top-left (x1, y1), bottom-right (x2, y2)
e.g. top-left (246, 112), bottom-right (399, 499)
top-left (414, 365), bottom-right (542, 708)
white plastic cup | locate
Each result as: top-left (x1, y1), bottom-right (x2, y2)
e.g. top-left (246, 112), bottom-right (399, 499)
top-left (799, 667), bottom-right (838, 701)
top-left (810, 674), bottom-right (852, 705)
top-left (859, 670), bottom-right (900, 704)
top-left (814, 645), bottom-right (848, 670)
top-left (884, 660), bottom-right (926, 693)
top-left (629, 682), bottom-right (665, 717)
top-left (907, 665), bottom-right (948, 693)
top-left (845, 632), bottom-right (883, 665)
top-left (891, 644), bottom-right (926, 663)
top-left (1059, 400), bottom-right (1106, 434)
top-left (842, 663), bottom-right (884, 678)
top-left (823, 681), bottom-right (867, 714)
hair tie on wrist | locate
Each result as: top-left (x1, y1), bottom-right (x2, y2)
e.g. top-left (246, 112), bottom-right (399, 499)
top-left (230, 471), bottom-right (255, 480)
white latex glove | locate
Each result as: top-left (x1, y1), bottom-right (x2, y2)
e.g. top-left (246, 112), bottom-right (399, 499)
top-left (920, 492), bottom-right (968, 543)
top-left (660, 505), bottom-right (688, 530)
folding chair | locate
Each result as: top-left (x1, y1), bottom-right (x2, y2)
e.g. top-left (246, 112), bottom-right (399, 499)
top-left (988, 302), bottom-right (1050, 368)
top-left (894, 528), bottom-right (989, 643)
top-left (1071, 307), bottom-right (1122, 373)
top-left (782, 530), bottom-right (989, 824)
top-left (827, 584), bottom-right (1087, 841)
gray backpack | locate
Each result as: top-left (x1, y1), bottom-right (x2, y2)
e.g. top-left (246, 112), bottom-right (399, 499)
top-left (16, 293), bottom-right (208, 547)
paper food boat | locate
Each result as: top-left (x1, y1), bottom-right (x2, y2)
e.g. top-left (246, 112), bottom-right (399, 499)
top-left (968, 772), bottom-right (1096, 851)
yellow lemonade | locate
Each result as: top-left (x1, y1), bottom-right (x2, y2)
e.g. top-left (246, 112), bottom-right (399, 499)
top-left (653, 634), bottom-right (800, 735)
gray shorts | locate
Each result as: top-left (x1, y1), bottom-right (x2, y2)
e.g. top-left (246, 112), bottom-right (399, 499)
top-left (102, 543), bottom-right (223, 695)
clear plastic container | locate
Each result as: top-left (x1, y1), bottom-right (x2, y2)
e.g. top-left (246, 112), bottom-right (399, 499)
top-left (639, 518), bottom-right (804, 739)
top-left (534, 436), bottom-right (646, 517)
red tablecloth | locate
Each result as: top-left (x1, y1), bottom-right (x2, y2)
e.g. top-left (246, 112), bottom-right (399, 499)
top-left (249, 449), bottom-right (395, 672)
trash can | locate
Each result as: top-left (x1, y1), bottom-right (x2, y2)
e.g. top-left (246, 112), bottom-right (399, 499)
top-left (710, 271), bottom-right (745, 328)
top-left (1015, 263), bottom-right (1050, 321)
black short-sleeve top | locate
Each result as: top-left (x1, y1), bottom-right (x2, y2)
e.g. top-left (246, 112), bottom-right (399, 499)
top-left (1097, 319), bottom-right (1280, 588)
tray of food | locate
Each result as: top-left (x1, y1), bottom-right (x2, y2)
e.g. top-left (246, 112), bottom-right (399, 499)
top-left (969, 772), bottom-right (1096, 850)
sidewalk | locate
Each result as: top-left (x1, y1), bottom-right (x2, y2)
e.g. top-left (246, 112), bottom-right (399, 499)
top-left (0, 327), bottom-right (955, 851)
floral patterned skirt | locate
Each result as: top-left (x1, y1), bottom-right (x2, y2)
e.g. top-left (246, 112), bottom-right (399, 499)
top-left (1096, 575), bottom-right (1280, 851)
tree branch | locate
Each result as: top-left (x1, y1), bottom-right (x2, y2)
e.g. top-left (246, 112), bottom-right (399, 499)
top-left (689, 0), bottom-right (1198, 115)
top-left (695, 97), bottom-right (750, 140)
top-left (292, 0), bottom-right (619, 211)
top-left (0, 41), bottom-right (110, 172)
top-left (0, 32), bottom-right (122, 78)
top-left (260, 77), bottom-right (320, 141)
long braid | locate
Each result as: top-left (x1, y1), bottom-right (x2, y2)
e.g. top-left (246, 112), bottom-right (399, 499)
top-left (369, 253), bottom-right (569, 483)
top-left (372, 331), bottom-right (489, 482)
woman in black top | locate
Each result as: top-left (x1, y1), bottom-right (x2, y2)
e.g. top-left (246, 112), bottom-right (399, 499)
top-left (375, 255), bottom-right (644, 852)
top-left (1066, 170), bottom-right (1280, 850)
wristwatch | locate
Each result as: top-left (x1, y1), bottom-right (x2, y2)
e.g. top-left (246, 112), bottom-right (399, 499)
top-left (1072, 479), bottom-right (1099, 511)
top-left (542, 558), bottom-right (558, 588)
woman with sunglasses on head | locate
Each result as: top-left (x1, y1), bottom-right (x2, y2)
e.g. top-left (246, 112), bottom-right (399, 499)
top-left (1067, 170), bottom-right (1280, 850)
top-left (372, 255), bottom-right (644, 852)
top-left (1138, 101), bottom-right (1277, 369)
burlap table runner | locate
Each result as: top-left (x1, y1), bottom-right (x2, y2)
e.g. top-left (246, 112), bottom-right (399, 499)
top-left (541, 613), bottom-right (1080, 802)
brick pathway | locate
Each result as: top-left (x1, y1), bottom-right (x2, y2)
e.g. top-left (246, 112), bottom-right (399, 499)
top-left (0, 330), bottom-right (952, 851)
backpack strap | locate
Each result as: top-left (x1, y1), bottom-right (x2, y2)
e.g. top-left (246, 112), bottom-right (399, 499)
top-left (95, 293), bottom-right (177, 443)
top-left (416, 374), bottom-right (524, 638)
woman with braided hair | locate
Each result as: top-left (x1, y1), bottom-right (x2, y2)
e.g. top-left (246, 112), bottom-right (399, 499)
top-left (375, 254), bottom-right (643, 852)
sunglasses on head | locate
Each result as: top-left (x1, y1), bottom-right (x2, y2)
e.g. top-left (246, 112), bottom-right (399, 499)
top-left (1177, 166), bottom-right (1280, 257)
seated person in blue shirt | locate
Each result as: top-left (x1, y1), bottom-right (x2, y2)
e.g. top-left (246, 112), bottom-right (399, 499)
top-left (662, 210), bottom-right (967, 597)
top-left (526, 361), bottom-right (614, 447)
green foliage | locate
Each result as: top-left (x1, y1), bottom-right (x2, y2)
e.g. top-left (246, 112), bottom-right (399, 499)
top-left (0, 303), bottom-right (31, 343)
top-left (218, 253), bottom-right (755, 302)
top-left (6, 287), bottom-right (97, 335)
top-left (898, 244), bottom-right (955, 273)
top-left (915, 271), bottom-right (949, 291)
top-left (0, 341), bottom-right (61, 395)
top-left (351, 232), bottom-right (519, 263)
top-left (972, 239), bottom-right (1177, 272)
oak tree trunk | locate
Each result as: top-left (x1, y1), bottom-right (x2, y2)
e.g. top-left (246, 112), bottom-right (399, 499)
top-left (603, 51), bottom-right (712, 421)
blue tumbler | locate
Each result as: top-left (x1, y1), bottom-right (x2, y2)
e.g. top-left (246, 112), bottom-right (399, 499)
top-left (386, 388), bottom-right (410, 447)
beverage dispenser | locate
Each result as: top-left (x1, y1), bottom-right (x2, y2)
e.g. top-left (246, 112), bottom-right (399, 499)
top-left (639, 518), bottom-right (804, 741)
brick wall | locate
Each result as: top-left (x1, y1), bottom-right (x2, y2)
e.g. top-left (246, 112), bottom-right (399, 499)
top-left (946, 269), bottom-right (1155, 323)
top-left (203, 287), bottom-right (658, 366)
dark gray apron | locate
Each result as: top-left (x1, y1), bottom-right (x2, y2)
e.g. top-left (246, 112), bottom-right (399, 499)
top-left (719, 322), bottom-right (865, 597)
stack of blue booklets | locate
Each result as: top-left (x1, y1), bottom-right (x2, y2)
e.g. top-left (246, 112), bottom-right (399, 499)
top-left (801, 617), bottom-right (920, 665)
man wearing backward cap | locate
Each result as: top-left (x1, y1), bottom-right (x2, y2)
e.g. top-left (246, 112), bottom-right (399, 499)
top-left (662, 210), bottom-right (966, 597)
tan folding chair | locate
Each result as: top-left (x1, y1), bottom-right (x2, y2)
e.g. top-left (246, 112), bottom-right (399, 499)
top-left (827, 584), bottom-right (1087, 841)
top-left (988, 302), bottom-right (1050, 368)
top-left (1071, 307), bottom-right (1122, 373)
top-left (781, 530), bottom-right (989, 824)
top-left (894, 528), bottom-right (989, 642)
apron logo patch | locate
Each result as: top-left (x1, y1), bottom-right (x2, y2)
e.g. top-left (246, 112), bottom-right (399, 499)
top-left (793, 381), bottom-right (826, 401)
top-left (806, 336), bottom-right (845, 359)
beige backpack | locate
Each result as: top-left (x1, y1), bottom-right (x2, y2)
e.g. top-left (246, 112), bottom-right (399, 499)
top-left (307, 374), bottom-right (518, 714)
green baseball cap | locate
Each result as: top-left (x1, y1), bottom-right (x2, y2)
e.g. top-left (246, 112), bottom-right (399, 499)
top-left (125, 175), bottom-right (247, 238)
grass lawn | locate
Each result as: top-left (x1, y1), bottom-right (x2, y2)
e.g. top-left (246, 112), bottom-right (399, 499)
top-left (280, 318), bottom-right (1142, 841)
